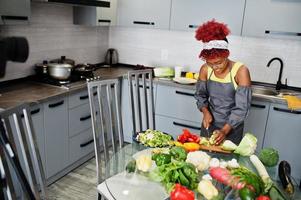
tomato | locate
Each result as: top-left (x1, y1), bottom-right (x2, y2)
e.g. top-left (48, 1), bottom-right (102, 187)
top-left (256, 195), bottom-right (271, 200)
top-left (170, 184), bottom-right (194, 200)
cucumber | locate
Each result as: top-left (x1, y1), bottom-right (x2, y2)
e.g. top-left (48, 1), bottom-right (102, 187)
top-left (278, 160), bottom-right (294, 195)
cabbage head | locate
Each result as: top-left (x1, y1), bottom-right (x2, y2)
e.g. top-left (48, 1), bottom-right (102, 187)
top-left (234, 133), bottom-right (257, 156)
top-left (259, 148), bottom-right (279, 167)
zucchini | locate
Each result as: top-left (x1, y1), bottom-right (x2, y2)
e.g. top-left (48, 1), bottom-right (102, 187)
top-left (278, 160), bottom-right (294, 195)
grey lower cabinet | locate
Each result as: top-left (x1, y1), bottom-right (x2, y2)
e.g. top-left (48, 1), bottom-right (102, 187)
top-left (121, 78), bottom-right (157, 142)
top-left (244, 100), bottom-right (270, 151)
top-left (156, 114), bottom-right (201, 139)
top-left (68, 91), bottom-right (94, 165)
top-left (263, 103), bottom-right (301, 182)
top-left (44, 96), bottom-right (69, 179)
top-left (170, 0), bottom-right (245, 35)
top-left (155, 84), bottom-right (202, 123)
top-left (8, 104), bottom-right (45, 199)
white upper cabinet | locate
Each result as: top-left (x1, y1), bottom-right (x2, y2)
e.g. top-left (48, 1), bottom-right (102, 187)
top-left (73, 0), bottom-right (117, 26)
top-left (117, 0), bottom-right (172, 29)
top-left (0, 0), bottom-right (30, 25)
top-left (170, 0), bottom-right (245, 35)
top-left (243, 0), bottom-right (301, 38)
top-left (97, 0), bottom-right (118, 26)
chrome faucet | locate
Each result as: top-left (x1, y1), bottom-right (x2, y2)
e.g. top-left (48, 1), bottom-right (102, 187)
top-left (267, 57), bottom-right (287, 91)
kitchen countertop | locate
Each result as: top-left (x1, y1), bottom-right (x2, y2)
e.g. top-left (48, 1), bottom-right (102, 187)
top-left (0, 65), bottom-right (298, 109)
top-left (0, 66), bottom-right (133, 109)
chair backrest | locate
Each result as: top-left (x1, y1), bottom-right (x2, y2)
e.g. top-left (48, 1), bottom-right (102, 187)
top-left (87, 78), bottom-right (123, 183)
top-left (0, 103), bottom-right (46, 200)
top-left (127, 69), bottom-right (155, 134)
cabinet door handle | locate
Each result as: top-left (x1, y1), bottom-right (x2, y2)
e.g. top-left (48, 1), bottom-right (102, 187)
top-left (175, 91), bottom-right (194, 97)
top-left (265, 30), bottom-right (301, 37)
top-left (80, 139), bottom-right (94, 148)
top-left (139, 85), bottom-right (150, 89)
top-left (1, 16), bottom-right (28, 21)
top-left (133, 21), bottom-right (155, 25)
top-left (173, 122), bottom-right (201, 131)
top-left (21, 108), bottom-right (40, 118)
top-left (188, 24), bottom-right (198, 28)
top-left (273, 107), bottom-right (301, 114)
top-left (251, 103), bottom-right (266, 109)
top-left (80, 115), bottom-right (91, 121)
top-left (98, 19), bottom-right (111, 23)
top-left (48, 100), bottom-right (64, 108)
top-left (79, 95), bottom-right (88, 100)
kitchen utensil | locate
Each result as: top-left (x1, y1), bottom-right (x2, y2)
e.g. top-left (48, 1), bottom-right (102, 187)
top-left (104, 48), bottom-right (118, 67)
top-left (174, 66), bottom-right (183, 78)
top-left (50, 56), bottom-right (75, 66)
top-left (154, 67), bottom-right (174, 78)
top-left (205, 127), bottom-right (210, 138)
top-left (35, 60), bottom-right (48, 76)
top-left (73, 63), bottom-right (96, 78)
top-left (47, 63), bottom-right (73, 80)
top-left (172, 77), bottom-right (197, 84)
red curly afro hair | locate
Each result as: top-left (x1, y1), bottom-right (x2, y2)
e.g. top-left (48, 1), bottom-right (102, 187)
top-left (195, 19), bottom-right (230, 60)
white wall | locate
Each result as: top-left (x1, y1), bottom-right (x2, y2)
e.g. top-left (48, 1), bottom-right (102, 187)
top-left (109, 27), bottom-right (301, 87)
top-left (0, 3), bottom-right (109, 82)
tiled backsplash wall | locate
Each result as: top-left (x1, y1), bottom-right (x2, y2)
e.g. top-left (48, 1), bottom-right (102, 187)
top-left (109, 27), bottom-right (301, 87)
top-left (0, 3), bottom-right (109, 82)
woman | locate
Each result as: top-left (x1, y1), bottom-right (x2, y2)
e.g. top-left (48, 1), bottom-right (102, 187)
top-left (194, 20), bottom-right (252, 145)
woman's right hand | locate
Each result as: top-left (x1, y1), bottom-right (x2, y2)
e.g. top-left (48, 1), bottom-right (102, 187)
top-left (202, 111), bottom-right (212, 129)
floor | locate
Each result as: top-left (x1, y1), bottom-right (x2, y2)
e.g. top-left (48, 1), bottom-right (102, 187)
top-left (47, 158), bottom-right (99, 200)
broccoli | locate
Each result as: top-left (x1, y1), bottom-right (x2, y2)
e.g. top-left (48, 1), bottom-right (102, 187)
top-left (259, 148), bottom-right (279, 167)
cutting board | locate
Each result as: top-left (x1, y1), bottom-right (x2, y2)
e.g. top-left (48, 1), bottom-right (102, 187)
top-left (199, 144), bottom-right (232, 154)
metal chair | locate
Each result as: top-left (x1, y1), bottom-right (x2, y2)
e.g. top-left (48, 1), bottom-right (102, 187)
top-left (87, 77), bottom-right (124, 200)
top-left (127, 69), bottom-right (155, 134)
top-left (0, 103), bottom-right (47, 200)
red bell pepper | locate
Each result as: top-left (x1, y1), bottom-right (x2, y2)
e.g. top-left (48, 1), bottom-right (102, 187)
top-left (177, 129), bottom-right (200, 143)
top-left (256, 196), bottom-right (271, 200)
top-left (170, 184), bottom-right (194, 200)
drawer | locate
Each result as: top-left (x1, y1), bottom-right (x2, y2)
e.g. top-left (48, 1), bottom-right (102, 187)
top-left (69, 89), bottom-right (90, 109)
top-left (69, 104), bottom-right (92, 137)
top-left (156, 84), bottom-right (202, 122)
top-left (68, 128), bottom-right (94, 164)
top-left (155, 114), bottom-right (202, 139)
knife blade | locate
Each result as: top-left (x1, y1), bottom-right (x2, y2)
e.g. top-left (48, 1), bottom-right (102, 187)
top-left (205, 126), bottom-right (210, 138)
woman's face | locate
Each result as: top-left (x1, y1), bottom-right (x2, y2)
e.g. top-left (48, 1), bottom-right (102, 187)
top-left (206, 57), bottom-right (228, 73)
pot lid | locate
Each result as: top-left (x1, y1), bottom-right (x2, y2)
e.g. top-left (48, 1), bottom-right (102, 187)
top-left (48, 63), bottom-right (73, 68)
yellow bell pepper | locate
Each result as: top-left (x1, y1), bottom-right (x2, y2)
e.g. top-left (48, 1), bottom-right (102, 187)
top-left (183, 142), bottom-right (200, 152)
top-left (185, 72), bottom-right (194, 79)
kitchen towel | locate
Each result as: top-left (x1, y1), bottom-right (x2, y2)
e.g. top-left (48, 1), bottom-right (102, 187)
top-left (283, 95), bottom-right (301, 110)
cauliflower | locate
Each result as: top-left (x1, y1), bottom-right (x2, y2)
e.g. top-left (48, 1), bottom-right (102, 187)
top-left (186, 151), bottom-right (211, 171)
top-left (219, 160), bottom-right (228, 168)
top-left (202, 174), bottom-right (212, 181)
top-left (198, 180), bottom-right (218, 200)
top-left (136, 155), bottom-right (152, 172)
top-left (227, 158), bottom-right (240, 169)
top-left (209, 158), bottom-right (220, 168)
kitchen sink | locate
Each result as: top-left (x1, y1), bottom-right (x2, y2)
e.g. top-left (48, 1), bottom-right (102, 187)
top-left (252, 86), bottom-right (279, 96)
top-left (252, 86), bottom-right (301, 97)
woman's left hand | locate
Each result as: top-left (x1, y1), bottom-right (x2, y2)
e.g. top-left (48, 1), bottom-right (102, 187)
top-left (213, 130), bottom-right (227, 145)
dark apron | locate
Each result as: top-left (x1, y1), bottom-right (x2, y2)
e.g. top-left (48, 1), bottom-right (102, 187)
top-left (200, 68), bottom-right (243, 145)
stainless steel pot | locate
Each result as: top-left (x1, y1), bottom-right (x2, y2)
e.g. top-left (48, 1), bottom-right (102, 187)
top-left (47, 63), bottom-right (73, 80)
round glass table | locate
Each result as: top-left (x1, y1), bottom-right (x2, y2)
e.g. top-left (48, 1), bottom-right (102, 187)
top-left (104, 143), bottom-right (300, 200)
